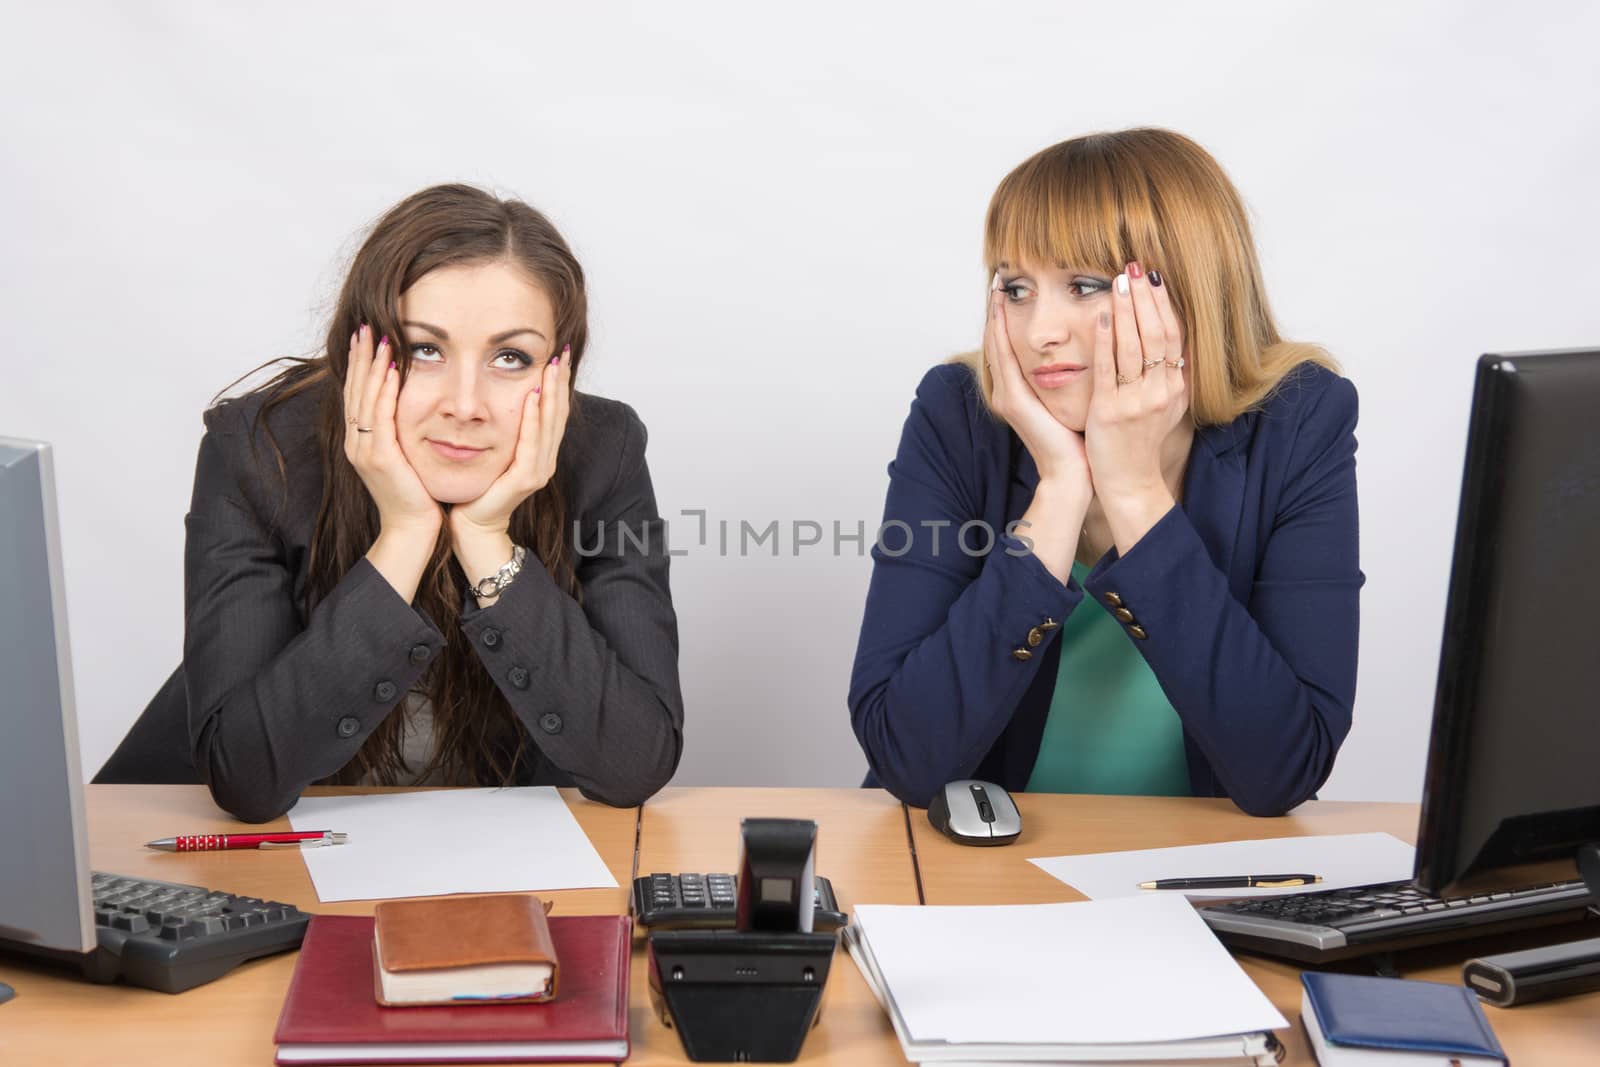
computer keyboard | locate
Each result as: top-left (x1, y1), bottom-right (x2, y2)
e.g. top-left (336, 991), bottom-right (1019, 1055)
top-left (1198, 878), bottom-right (1596, 963)
top-left (84, 871), bottom-right (309, 992)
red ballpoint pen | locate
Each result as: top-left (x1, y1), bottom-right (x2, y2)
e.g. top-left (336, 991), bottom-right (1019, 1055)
top-left (144, 831), bottom-right (350, 852)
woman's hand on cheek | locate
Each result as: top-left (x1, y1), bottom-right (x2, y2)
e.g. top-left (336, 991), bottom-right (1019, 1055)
top-left (449, 346), bottom-right (571, 548)
top-left (1083, 264), bottom-right (1190, 551)
top-left (986, 287), bottom-right (1090, 500)
top-left (344, 326), bottom-right (442, 536)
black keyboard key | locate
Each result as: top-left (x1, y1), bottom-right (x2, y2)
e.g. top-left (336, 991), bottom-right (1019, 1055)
top-left (109, 913), bottom-right (149, 934)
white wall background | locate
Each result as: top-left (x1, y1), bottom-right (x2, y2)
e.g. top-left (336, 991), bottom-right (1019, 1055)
top-left (3, 2), bottom-right (1597, 804)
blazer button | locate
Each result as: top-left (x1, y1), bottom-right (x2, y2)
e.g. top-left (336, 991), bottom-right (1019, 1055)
top-left (481, 628), bottom-right (502, 650)
top-left (336, 716), bottom-right (360, 739)
top-left (1128, 624), bottom-right (1149, 640)
top-left (1103, 592), bottom-right (1124, 608)
top-left (409, 644), bottom-right (432, 665)
top-left (538, 712), bottom-right (564, 734)
top-left (508, 666), bottom-right (530, 690)
top-left (1040, 617), bottom-right (1060, 631)
top-left (1112, 607), bottom-right (1135, 624)
top-left (374, 680), bottom-right (398, 702)
top-left (1026, 627), bottom-right (1044, 647)
top-left (1012, 648), bottom-right (1032, 662)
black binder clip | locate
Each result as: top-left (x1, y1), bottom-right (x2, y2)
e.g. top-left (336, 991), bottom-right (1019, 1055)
top-left (647, 818), bottom-right (839, 1062)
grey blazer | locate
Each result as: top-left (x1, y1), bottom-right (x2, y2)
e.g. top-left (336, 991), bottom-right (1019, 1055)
top-left (147, 384), bottom-right (683, 822)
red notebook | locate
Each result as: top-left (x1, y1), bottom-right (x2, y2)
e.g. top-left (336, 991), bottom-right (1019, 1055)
top-left (274, 914), bottom-right (631, 1064)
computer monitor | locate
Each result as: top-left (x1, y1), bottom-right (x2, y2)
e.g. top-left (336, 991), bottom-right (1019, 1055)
top-left (1413, 349), bottom-right (1600, 899)
top-left (0, 438), bottom-right (96, 959)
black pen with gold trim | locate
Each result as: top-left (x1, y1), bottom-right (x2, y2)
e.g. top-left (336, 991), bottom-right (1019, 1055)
top-left (1138, 873), bottom-right (1322, 890)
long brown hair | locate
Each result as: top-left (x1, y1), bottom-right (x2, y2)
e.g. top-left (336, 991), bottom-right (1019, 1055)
top-left (965, 127), bottom-right (1337, 424)
top-left (245, 183), bottom-right (587, 785)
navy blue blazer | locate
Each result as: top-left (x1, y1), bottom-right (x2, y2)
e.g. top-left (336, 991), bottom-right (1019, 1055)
top-left (848, 361), bottom-right (1362, 816)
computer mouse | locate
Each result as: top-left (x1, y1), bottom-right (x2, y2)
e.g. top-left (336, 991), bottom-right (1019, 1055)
top-left (927, 779), bottom-right (1022, 845)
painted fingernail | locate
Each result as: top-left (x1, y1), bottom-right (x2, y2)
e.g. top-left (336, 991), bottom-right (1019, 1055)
top-left (1127, 261), bottom-right (1143, 280)
top-left (1115, 274), bottom-right (1129, 296)
top-left (1149, 270), bottom-right (1163, 288)
top-left (534, 385), bottom-right (542, 395)
top-left (1099, 311), bottom-right (1111, 329)
top-left (360, 323), bottom-right (369, 338)
top-left (389, 361), bottom-right (396, 369)
top-left (551, 355), bottom-right (560, 367)
top-left (563, 343), bottom-right (571, 356)
top-left (378, 334), bottom-right (388, 350)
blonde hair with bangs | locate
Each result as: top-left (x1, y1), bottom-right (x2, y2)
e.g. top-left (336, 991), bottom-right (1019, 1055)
top-left (962, 128), bottom-right (1336, 426)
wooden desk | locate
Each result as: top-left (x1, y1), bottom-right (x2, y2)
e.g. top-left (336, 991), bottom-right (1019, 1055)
top-left (7, 787), bottom-right (1598, 1064)
top-left (628, 787), bottom-right (918, 1066)
top-left (0, 785), bottom-right (638, 1067)
top-left (909, 793), bottom-right (1600, 1064)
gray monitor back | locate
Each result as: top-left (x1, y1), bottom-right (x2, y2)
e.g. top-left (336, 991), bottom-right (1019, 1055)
top-left (0, 438), bottom-right (93, 953)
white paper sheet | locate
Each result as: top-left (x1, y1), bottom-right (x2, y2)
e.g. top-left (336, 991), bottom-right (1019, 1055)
top-left (286, 787), bottom-right (619, 902)
top-left (1028, 832), bottom-right (1416, 900)
top-left (851, 895), bottom-right (1286, 1047)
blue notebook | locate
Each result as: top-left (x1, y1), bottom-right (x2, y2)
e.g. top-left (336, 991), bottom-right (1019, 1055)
top-left (1300, 972), bottom-right (1507, 1065)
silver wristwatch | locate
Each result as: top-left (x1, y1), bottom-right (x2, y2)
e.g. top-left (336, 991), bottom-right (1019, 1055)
top-left (472, 545), bottom-right (527, 601)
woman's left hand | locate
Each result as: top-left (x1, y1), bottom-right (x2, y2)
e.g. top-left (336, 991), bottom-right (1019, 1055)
top-left (1084, 263), bottom-right (1190, 550)
top-left (449, 347), bottom-right (572, 545)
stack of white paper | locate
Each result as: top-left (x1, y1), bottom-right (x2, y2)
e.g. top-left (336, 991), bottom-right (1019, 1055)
top-left (845, 895), bottom-right (1288, 1066)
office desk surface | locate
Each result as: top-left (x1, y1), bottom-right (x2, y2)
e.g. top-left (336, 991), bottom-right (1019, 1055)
top-left (909, 793), bottom-right (1600, 1065)
top-left (4, 787), bottom-right (1598, 1065)
top-left (0, 785), bottom-right (637, 1067)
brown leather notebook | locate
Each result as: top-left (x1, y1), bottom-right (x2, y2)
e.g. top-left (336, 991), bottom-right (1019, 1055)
top-left (372, 893), bottom-right (559, 1006)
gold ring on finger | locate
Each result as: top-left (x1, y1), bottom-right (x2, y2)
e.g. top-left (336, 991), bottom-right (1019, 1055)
top-left (1164, 357), bottom-right (1185, 369)
top-left (355, 426), bottom-right (373, 433)
top-left (1117, 373), bottom-right (1140, 385)
top-left (1141, 358), bottom-right (1162, 369)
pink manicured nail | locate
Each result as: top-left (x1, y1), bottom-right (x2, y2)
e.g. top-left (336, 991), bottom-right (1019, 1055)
top-left (563, 343), bottom-right (571, 356)
top-left (360, 323), bottom-right (369, 338)
top-left (551, 356), bottom-right (561, 367)
top-left (379, 334), bottom-right (388, 349)
top-left (534, 385), bottom-right (542, 395)
top-left (389, 361), bottom-right (396, 369)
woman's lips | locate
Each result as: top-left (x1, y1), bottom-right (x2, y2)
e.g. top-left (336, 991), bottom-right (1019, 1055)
top-left (1032, 364), bottom-right (1086, 389)
top-left (427, 440), bottom-right (487, 461)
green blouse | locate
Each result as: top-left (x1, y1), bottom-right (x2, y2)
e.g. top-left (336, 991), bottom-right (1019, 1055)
top-left (1025, 562), bottom-right (1191, 796)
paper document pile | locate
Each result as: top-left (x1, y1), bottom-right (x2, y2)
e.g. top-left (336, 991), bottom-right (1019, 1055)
top-left (845, 895), bottom-right (1287, 1066)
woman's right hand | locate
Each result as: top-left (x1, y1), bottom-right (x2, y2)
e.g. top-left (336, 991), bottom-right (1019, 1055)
top-left (986, 285), bottom-right (1094, 583)
top-left (343, 325), bottom-right (441, 535)
top-left (985, 286), bottom-right (1092, 497)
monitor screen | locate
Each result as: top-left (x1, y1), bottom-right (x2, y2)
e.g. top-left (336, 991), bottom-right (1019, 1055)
top-left (1413, 350), bottom-right (1600, 896)
top-left (0, 438), bottom-right (94, 954)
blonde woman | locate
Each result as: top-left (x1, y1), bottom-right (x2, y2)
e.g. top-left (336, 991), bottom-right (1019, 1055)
top-left (849, 129), bottom-right (1361, 816)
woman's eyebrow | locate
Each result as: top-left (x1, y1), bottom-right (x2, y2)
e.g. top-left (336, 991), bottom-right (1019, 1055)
top-left (401, 320), bottom-right (549, 345)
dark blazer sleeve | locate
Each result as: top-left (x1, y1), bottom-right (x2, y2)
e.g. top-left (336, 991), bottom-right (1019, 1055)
top-left (184, 403), bottom-right (447, 823)
top-left (456, 401), bottom-right (684, 807)
top-left (1081, 373), bottom-right (1363, 816)
top-left (848, 366), bottom-right (1086, 807)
